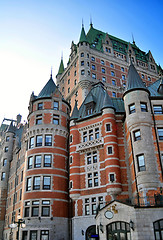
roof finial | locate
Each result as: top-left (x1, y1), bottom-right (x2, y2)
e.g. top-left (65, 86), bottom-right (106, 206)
top-left (61, 51), bottom-right (63, 60)
top-left (82, 18), bottom-right (84, 28)
top-left (132, 33), bottom-right (135, 45)
top-left (50, 67), bottom-right (53, 79)
top-left (90, 15), bottom-right (93, 28)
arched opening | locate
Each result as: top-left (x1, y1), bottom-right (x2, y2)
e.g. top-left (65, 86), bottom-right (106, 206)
top-left (86, 225), bottom-right (99, 240)
top-left (153, 219), bottom-right (163, 240)
top-left (107, 221), bottom-right (131, 240)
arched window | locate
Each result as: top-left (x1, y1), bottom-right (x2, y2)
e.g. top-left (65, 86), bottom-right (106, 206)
top-left (107, 221), bottom-right (131, 240)
top-left (86, 225), bottom-right (98, 240)
top-left (153, 219), bottom-right (163, 240)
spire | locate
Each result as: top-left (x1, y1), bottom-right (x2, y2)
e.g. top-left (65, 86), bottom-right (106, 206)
top-left (57, 57), bottom-right (64, 75)
top-left (123, 63), bottom-right (149, 97)
top-left (78, 23), bottom-right (88, 44)
top-left (101, 91), bottom-right (114, 110)
top-left (50, 67), bottom-right (53, 79)
top-left (132, 33), bottom-right (135, 45)
top-left (90, 15), bottom-right (93, 28)
top-left (70, 101), bottom-right (79, 120)
top-left (37, 75), bottom-right (57, 99)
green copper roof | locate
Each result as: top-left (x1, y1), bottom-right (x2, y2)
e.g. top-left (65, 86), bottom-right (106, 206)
top-left (124, 63), bottom-right (149, 96)
top-left (148, 78), bottom-right (163, 97)
top-left (79, 25), bottom-right (88, 44)
top-left (70, 101), bottom-right (79, 120)
top-left (101, 91), bottom-right (115, 110)
top-left (37, 75), bottom-right (57, 99)
top-left (7, 121), bottom-right (16, 134)
top-left (57, 58), bottom-right (64, 75)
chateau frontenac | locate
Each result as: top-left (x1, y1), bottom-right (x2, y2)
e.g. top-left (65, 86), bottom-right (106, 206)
top-left (0, 23), bottom-right (163, 240)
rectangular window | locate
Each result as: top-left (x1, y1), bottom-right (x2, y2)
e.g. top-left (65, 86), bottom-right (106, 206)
top-left (133, 130), bottom-right (141, 141)
top-left (45, 135), bottom-right (52, 146)
top-left (87, 153), bottom-right (91, 164)
top-left (95, 128), bottom-right (99, 139)
top-left (36, 115), bottom-right (42, 125)
top-left (54, 101), bottom-right (59, 110)
top-left (41, 230), bottom-right (49, 240)
top-left (140, 102), bottom-right (148, 112)
top-left (29, 137), bottom-right (34, 149)
top-left (122, 75), bottom-right (125, 80)
top-left (6, 136), bottom-right (10, 142)
top-left (112, 79), bottom-right (116, 86)
top-left (44, 155), bottom-right (52, 167)
top-left (26, 178), bottom-right (32, 191)
top-left (81, 61), bottom-right (84, 66)
top-left (85, 199), bottom-right (90, 215)
top-left (92, 203), bottom-right (96, 215)
top-left (83, 132), bottom-right (87, 142)
top-left (102, 68), bottom-right (105, 73)
top-left (36, 135), bottom-right (42, 147)
top-left (43, 176), bottom-right (51, 190)
top-left (92, 64), bottom-right (96, 70)
top-left (109, 173), bottom-right (115, 182)
top-left (158, 128), bottom-right (163, 140)
top-left (3, 159), bottom-right (7, 166)
top-left (111, 71), bottom-right (115, 76)
top-left (129, 104), bottom-right (135, 114)
top-left (24, 206), bottom-right (29, 217)
top-left (137, 154), bottom-right (146, 172)
top-left (38, 102), bottom-right (43, 110)
top-left (1, 172), bottom-right (6, 180)
top-left (108, 146), bottom-right (113, 154)
top-left (32, 206), bottom-right (39, 216)
top-left (34, 155), bottom-right (41, 168)
top-left (33, 176), bottom-right (41, 190)
top-left (91, 56), bottom-right (95, 61)
top-left (53, 114), bottom-right (59, 125)
top-left (81, 70), bottom-right (85, 75)
top-left (106, 123), bottom-right (111, 132)
top-left (22, 231), bottom-right (28, 240)
top-left (28, 156), bottom-right (33, 169)
top-left (42, 206), bottom-right (50, 216)
top-left (92, 73), bottom-right (96, 79)
top-left (89, 129), bottom-right (93, 141)
top-left (102, 76), bottom-right (106, 82)
top-left (101, 60), bottom-right (104, 65)
top-left (4, 147), bottom-right (8, 152)
top-left (112, 92), bottom-right (116, 97)
top-left (153, 105), bottom-right (163, 114)
top-left (20, 189), bottom-right (22, 200)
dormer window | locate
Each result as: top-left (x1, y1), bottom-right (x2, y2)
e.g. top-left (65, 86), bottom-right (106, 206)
top-left (85, 102), bottom-right (94, 116)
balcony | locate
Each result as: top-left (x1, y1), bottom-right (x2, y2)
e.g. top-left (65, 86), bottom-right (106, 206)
top-left (76, 137), bottom-right (104, 152)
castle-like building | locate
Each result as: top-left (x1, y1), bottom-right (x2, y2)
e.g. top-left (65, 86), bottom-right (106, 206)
top-left (0, 23), bottom-right (163, 240)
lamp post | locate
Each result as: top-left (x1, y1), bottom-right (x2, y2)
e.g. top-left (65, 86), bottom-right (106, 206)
top-left (9, 214), bottom-right (25, 240)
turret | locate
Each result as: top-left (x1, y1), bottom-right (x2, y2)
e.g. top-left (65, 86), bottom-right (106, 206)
top-left (123, 63), bottom-right (159, 195)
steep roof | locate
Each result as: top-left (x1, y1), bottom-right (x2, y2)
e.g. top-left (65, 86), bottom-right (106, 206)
top-left (148, 78), bottom-right (163, 98)
top-left (57, 58), bottom-right (64, 75)
top-left (37, 74), bottom-right (57, 99)
top-left (70, 101), bottom-right (79, 120)
top-left (101, 91), bottom-right (115, 110)
top-left (79, 25), bottom-right (88, 44)
top-left (123, 63), bottom-right (149, 96)
top-left (7, 121), bottom-right (16, 134)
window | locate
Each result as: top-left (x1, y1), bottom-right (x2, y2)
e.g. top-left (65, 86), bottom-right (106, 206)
top-left (112, 92), bottom-right (116, 97)
top-left (153, 105), bottom-right (163, 114)
top-left (86, 151), bottom-right (97, 165)
top-left (45, 135), bottom-right (52, 146)
top-left (21, 171), bottom-right (23, 182)
top-left (34, 155), bottom-right (41, 168)
top-left (22, 231), bottom-right (28, 240)
top-left (36, 135), bottom-right (42, 147)
top-left (121, 67), bottom-right (124, 72)
top-left (54, 101), bottom-right (59, 110)
top-left (42, 200), bottom-right (50, 216)
top-left (38, 102), bottom-right (43, 110)
top-left (43, 176), bottom-right (51, 190)
top-left (74, 70), bottom-right (76, 76)
top-left (92, 64), bottom-right (96, 70)
top-left (20, 189), bottom-right (22, 200)
top-left (106, 123), bottom-right (111, 132)
top-left (24, 201), bottom-right (30, 217)
top-left (3, 159), bottom-right (7, 166)
top-left (133, 130), bottom-right (141, 141)
top-left (153, 219), bottom-right (163, 240)
top-left (83, 132), bottom-right (87, 142)
top-left (29, 137), bottom-right (34, 149)
top-left (85, 102), bottom-right (94, 115)
top-left (53, 114), bottom-right (59, 125)
top-left (26, 178), bottom-right (32, 191)
top-left (88, 172), bottom-right (98, 188)
top-left (6, 136), bottom-right (9, 142)
top-left (33, 176), bottom-right (41, 190)
top-left (108, 146), bottom-right (113, 154)
top-left (95, 128), bottom-right (99, 139)
top-left (85, 199), bottom-right (90, 215)
top-left (102, 76), bottom-right (106, 82)
top-left (129, 104), bottom-right (135, 114)
top-left (109, 173), bottom-right (115, 182)
top-left (74, 79), bottom-right (77, 85)
top-left (158, 128), bottom-right (163, 140)
top-left (141, 74), bottom-right (144, 79)
top-left (70, 156), bottom-right (73, 164)
top-left (137, 154), bottom-right (146, 172)
top-left (122, 75), bottom-right (125, 80)
top-left (102, 68), bottom-right (105, 73)
top-left (4, 147), bottom-right (8, 152)
top-left (81, 61), bottom-right (84, 66)
top-left (28, 156), bottom-right (33, 169)
top-left (30, 231), bottom-right (37, 240)
top-left (87, 53), bottom-right (89, 58)
top-left (44, 155), bottom-right (52, 167)
top-left (85, 196), bottom-right (103, 215)
top-left (111, 71), bottom-right (115, 76)
top-left (110, 63), bottom-right (114, 68)
top-left (68, 87), bottom-right (70, 93)
top-left (91, 56), bottom-right (95, 61)
top-left (148, 76), bottom-right (151, 81)
top-left (1, 172), bottom-right (6, 180)
top-left (32, 201), bottom-right (39, 216)
top-left (89, 129), bottom-right (93, 141)
top-left (140, 102), bottom-right (148, 112)
top-left (81, 52), bottom-right (84, 57)
top-left (70, 135), bottom-right (73, 143)
top-left (41, 230), bottom-right (49, 240)
top-left (101, 60), bottom-right (105, 65)
top-left (83, 128), bottom-right (100, 142)
top-left (36, 114), bottom-right (42, 125)
top-left (112, 79), bottom-right (116, 86)
top-left (81, 70), bottom-right (85, 75)
top-left (92, 73), bottom-right (96, 79)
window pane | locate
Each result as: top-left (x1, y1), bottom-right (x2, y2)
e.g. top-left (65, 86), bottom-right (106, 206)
top-left (33, 176), bottom-right (41, 190)
top-left (45, 135), bottom-right (52, 146)
top-left (153, 105), bottom-right (163, 114)
top-left (34, 156), bottom-right (41, 168)
top-left (30, 231), bottom-right (37, 240)
top-left (29, 137), bottom-right (34, 149)
top-left (44, 155), bottom-right (52, 167)
top-left (54, 101), bottom-right (59, 110)
top-left (42, 206), bottom-right (50, 216)
top-left (43, 176), bottom-right (51, 189)
top-left (28, 156), bottom-right (33, 169)
top-left (158, 128), bottom-right (163, 140)
top-left (26, 178), bottom-right (31, 191)
top-left (32, 207), bottom-right (39, 216)
top-left (36, 136), bottom-right (42, 147)
top-left (137, 154), bottom-right (146, 171)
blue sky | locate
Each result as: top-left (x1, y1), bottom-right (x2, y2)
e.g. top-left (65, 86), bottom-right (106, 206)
top-left (0, 0), bottom-right (163, 123)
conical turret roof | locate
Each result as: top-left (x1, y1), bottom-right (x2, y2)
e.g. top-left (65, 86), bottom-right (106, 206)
top-left (57, 58), bottom-right (64, 75)
top-left (123, 63), bottom-right (149, 97)
top-left (101, 91), bottom-right (114, 110)
top-left (37, 74), bottom-right (57, 99)
top-left (70, 101), bottom-right (79, 120)
top-left (7, 121), bottom-right (16, 134)
top-left (79, 25), bottom-right (88, 44)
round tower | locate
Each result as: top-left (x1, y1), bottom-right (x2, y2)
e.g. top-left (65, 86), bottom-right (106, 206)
top-left (24, 74), bottom-right (70, 240)
top-left (101, 92), bottom-right (122, 199)
top-left (123, 64), bottom-right (159, 194)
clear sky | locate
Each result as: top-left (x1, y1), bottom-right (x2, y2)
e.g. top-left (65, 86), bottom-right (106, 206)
top-left (0, 0), bottom-right (163, 124)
